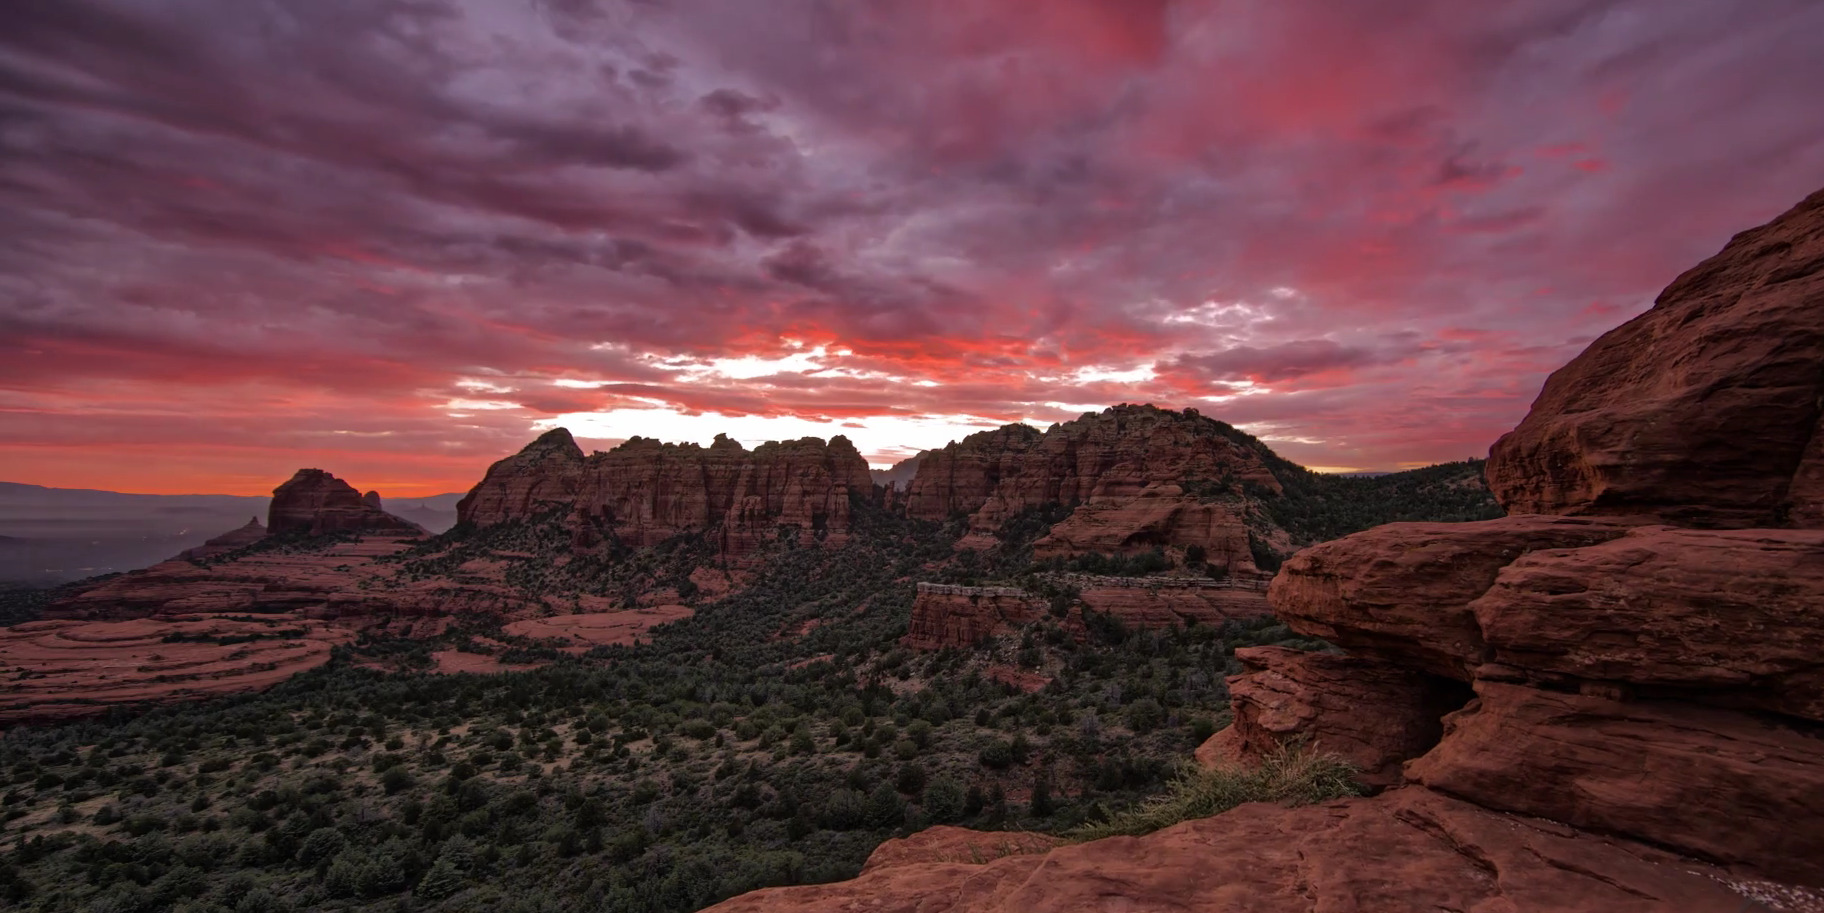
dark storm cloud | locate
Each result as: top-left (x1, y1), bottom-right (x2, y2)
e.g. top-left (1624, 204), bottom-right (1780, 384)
top-left (0, 0), bottom-right (1821, 492)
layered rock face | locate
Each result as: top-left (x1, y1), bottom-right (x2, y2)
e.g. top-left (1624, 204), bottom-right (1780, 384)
top-left (1234, 189), bottom-right (1824, 887)
top-left (457, 430), bottom-right (874, 557)
top-left (453, 428), bottom-right (587, 524)
top-left (903, 585), bottom-right (1051, 651)
top-left (268, 469), bottom-right (423, 536)
top-left (901, 423), bottom-right (1042, 520)
top-left (904, 406), bottom-right (1278, 570)
top-left (1487, 186), bottom-right (1824, 527)
top-left (1196, 646), bottom-right (1470, 787)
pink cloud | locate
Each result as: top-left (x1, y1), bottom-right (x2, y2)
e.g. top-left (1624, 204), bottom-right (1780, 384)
top-left (1, 0), bottom-right (1821, 492)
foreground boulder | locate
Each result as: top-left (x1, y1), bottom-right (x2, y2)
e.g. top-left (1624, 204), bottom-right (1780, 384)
top-left (1265, 514), bottom-right (1629, 678)
top-left (1472, 526), bottom-right (1824, 719)
top-left (1407, 681), bottom-right (1824, 883)
top-left (706, 787), bottom-right (1768, 912)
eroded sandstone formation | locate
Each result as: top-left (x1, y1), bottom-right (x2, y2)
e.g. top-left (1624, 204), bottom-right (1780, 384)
top-left (268, 469), bottom-right (424, 536)
top-left (904, 406), bottom-right (1278, 570)
top-left (0, 615), bottom-right (351, 726)
top-left (902, 584), bottom-right (1051, 651)
top-left (457, 429), bottom-right (873, 557)
top-left (1486, 186), bottom-right (1824, 527)
top-left (1196, 646), bottom-right (1469, 787)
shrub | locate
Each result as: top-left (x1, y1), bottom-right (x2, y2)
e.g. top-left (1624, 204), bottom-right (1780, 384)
top-left (895, 763), bottom-right (927, 797)
top-left (923, 776), bottom-right (966, 823)
top-left (296, 828), bottom-right (346, 867)
top-left (866, 782), bottom-right (905, 828)
top-left (1068, 747), bottom-right (1361, 841)
top-left (380, 766), bottom-right (414, 795)
top-left (1126, 698), bottom-right (1164, 734)
top-left (1188, 717), bottom-right (1218, 744)
top-left (977, 741), bottom-right (1014, 770)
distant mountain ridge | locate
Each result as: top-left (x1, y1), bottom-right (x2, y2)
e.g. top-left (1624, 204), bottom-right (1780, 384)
top-left (0, 481), bottom-right (462, 586)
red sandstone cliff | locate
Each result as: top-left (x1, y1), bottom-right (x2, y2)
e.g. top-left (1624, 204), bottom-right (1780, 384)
top-left (268, 469), bottom-right (424, 536)
top-left (905, 406), bottom-right (1279, 571)
top-left (1487, 186), bottom-right (1824, 527)
top-left (458, 430), bottom-right (874, 557)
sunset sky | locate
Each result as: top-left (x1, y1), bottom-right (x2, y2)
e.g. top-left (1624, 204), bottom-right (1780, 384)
top-left (3, 0), bottom-right (1823, 496)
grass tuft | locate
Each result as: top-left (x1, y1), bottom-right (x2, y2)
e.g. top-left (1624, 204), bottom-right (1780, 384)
top-left (1068, 745), bottom-right (1363, 841)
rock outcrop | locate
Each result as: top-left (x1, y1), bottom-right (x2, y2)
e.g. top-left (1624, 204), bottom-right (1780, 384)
top-left (1486, 186), bottom-right (1824, 527)
top-left (707, 787), bottom-right (1768, 913)
top-left (711, 187), bottom-right (1824, 911)
top-left (1032, 484), bottom-right (1255, 568)
top-left (1265, 515), bottom-right (1631, 678)
top-left (457, 430), bottom-right (873, 558)
top-left (453, 427), bottom-right (587, 524)
top-left (904, 406), bottom-right (1279, 570)
top-left (903, 585), bottom-right (1051, 651)
top-left (1406, 680), bottom-right (1824, 883)
top-left (1243, 187), bottom-right (1824, 887)
top-left (0, 615), bottom-right (350, 725)
top-left (1197, 646), bottom-right (1470, 787)
top-left (268, 469), bottom-right (424, 536)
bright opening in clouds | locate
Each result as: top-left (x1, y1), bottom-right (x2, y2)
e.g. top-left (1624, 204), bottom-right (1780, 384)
top-left (2, 0), bottom-right (1822, 495)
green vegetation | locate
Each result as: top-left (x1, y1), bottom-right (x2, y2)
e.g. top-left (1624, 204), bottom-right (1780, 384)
top-left (1252, 460), bottom-right (1504, 547)
top-left (0, 503), bottom-right (1320, 913)
top-left (1067, 745), bottom-right (1363, 841)
top-left (0, 420), bottom-right (1501, 911)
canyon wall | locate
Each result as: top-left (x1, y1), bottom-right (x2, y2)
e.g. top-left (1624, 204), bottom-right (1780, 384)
top-left (904, 406), bottom-right (1278, 571)
top-left (457, 429), bottom-right (874, 557)
top-left (1486, 186), bottom-right (1824, 527)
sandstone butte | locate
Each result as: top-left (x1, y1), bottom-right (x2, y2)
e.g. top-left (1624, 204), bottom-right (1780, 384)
top-left (268, 468), bottom-right (426, 537)
top-left (904, 405), bottom-right (1281, 573)
top-left (703, 188), bottom-right (1824, 910)
top-left (456, 429), bottom-right (875, 558)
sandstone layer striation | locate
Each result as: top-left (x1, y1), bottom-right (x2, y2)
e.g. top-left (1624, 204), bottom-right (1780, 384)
top-left (458, 430), bottom-right (873, 558)
top-left (1487, 187), bottom-right (1824, 527)
top-left (905, 406), bottom-right (1279, 570)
